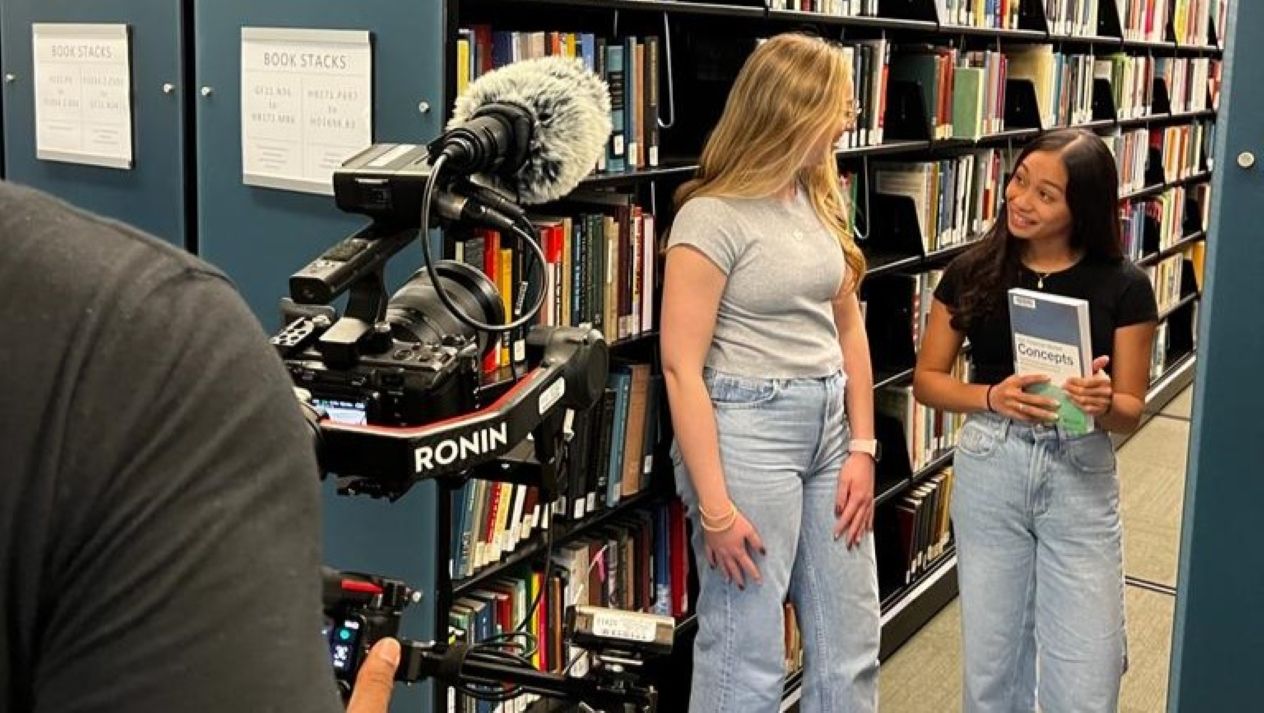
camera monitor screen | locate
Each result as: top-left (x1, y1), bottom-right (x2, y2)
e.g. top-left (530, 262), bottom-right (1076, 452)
top-left (328, 617), bottom-right (363, 675)
top-left (314, 397), bottom-right (368, 425)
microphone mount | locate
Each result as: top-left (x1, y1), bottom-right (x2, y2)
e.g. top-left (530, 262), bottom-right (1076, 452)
top-left (431, 101), bottom-right (534, 178)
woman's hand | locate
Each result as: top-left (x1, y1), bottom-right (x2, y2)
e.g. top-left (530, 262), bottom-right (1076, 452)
top-left (835, 454), bottom-right (874, 548)
top-left (988, 373), bottom-right (1061, 422)
top-left (1064, 356), bottom-right (1114, 416)
top-left (702, 507), bottom-right (765, 590)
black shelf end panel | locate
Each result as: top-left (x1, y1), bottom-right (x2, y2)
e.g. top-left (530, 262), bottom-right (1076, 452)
top-left (878, 550), bottom-right (958, 661)
top-left (1115, 353), bottom-right (1198, 449)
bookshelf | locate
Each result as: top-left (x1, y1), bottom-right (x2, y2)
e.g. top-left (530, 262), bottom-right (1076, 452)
top-left (430, 0), bottom-right (1224, 711)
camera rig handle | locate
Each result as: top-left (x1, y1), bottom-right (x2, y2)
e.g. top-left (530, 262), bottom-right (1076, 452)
top-left (323, 568), bottom-right (666, 713)
top-left (397, 640), bottom-right (659, 713)
top-left (315, 325), bottom-right (609, 500)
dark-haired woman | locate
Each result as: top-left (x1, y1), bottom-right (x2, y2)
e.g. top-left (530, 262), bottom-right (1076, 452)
top-left (913, 129), bottom-right (1157, 713)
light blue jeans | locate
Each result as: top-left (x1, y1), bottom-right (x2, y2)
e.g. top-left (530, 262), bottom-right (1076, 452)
top-left (671, 368), bottom-right (880, 713)
top-left (952, 412), bottom-right (1127, 713)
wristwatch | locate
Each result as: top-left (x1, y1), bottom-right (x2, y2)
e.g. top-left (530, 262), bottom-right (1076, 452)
top-left (849, 438), bottom-right (881, 462)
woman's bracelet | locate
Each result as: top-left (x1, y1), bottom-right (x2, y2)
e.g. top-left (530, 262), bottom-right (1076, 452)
top-left (700, 507), bottom-right (738, 532)
top-left (698, 501), bottom-right (732, 521)
top-left (985, 384), bottom-right (997, 413)
top-left (699, 502), bottom-right (738, 532)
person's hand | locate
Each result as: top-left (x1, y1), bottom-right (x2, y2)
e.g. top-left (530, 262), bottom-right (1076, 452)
top-left (701, 506), bottom-right (765, 590)
top-left (834, 454), bottom-right (874, 548)
top-left (347, 637), bottom-right (401, 713)
top-left (989, 373), bottom-right (1060, 423)
top-left (1064, 356), bottom-right (1113, 417)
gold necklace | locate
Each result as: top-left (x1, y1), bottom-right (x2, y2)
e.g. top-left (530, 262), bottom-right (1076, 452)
top-left (1036, 270), bottom-right (1052, 289)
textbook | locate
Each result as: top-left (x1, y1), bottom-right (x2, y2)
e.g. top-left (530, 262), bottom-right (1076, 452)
top-left (1007, 288), bottom-right (1095, 435)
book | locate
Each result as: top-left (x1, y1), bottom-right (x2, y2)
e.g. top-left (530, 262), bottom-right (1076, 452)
top-left (1007, 287), bottom-right (1095, 435)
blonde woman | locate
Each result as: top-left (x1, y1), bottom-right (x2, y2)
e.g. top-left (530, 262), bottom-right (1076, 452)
top-left (661, 33), bottom-right (880, 713)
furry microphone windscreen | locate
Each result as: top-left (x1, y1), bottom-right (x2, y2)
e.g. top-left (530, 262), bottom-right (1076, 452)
top-left (449, 56), bottom-right (613, 205)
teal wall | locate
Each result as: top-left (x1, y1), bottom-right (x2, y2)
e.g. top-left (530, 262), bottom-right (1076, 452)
top-left (1169, 0), bottom-right (1264, 708)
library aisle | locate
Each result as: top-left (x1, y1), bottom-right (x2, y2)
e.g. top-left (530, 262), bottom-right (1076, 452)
top-left (879, 387), bottom-right (1195, 713)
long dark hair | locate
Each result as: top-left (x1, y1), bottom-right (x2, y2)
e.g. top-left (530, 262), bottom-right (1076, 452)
top-left (950, 129), bottom-right (1124, 332)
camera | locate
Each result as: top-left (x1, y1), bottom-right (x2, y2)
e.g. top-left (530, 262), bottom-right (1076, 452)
top-left (278, 257), bottom-right (504, 428)
top-left (271, 146), bottom-right (611, 501)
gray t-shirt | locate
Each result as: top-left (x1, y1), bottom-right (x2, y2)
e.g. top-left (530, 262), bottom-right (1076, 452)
top-left (667, 190), bottom-right (847, 379)
top-left (0, 181), bottom-right (341, 713)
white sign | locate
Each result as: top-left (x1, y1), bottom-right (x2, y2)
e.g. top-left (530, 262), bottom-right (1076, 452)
top-left (32, 23), bottom-right (133, 170)
top-left (241, 27), bottom-right (372, 195)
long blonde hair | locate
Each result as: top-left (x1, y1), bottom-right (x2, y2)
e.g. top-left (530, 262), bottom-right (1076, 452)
top-left (675, 33), bottom-right (866, 292)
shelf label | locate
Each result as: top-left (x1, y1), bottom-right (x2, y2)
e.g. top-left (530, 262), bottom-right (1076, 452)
top-left (591, 610), bottom-right (657, 643)
top-left (32, 23), bottom-right (133, 170)
top-left (241, 27), bottom-right (372, 195)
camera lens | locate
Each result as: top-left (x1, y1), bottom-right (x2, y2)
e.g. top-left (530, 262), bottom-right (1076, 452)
top-left (386, 260), bottom-right (504, 360)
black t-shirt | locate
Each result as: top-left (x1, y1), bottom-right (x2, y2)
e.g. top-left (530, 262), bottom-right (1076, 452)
top-left (934, 253), bottom-right (1159, 385)
top-left (0, 182), bottom-right (341, 713)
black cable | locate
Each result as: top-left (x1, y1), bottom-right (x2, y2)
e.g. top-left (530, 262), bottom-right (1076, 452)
top-left (418, 158), bottom-right (549, 334)
top-left (454, 648), bottom-right (535, 701)
top-left (515, 505), bottom-right (556, 636)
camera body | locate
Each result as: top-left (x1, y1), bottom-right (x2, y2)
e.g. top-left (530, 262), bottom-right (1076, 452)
top-left (274, 249), bottom-right (506, 428)
top-left (279, 317), bottom-right (479, 427)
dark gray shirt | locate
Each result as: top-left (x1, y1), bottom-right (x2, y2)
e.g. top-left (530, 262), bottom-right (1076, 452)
top-left (0, 182), bottom-right (340, 713)
top-left (667, 191), bottom-right (847, 379)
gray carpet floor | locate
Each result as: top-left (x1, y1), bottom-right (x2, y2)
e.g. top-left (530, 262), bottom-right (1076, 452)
top-left (879, 386), bottom-right (1194, 712)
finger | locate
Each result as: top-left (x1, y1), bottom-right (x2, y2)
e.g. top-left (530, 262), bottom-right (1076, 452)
top-left (1015, 388), bottom-right (1061, 406)
top-left (736, 551), bottom-right (762, 585)
top-left (1013, 394), bottom-right (1060, 415)
top-left (835, 482), bottom-right (852, 519)
top-left (1091, 355), bottom-right (1111, 374)
top-left (726, 556), bottom-right (747, 589)
top-left (1016, 392), bottom-right (1061, 412)
top-left (838, 496), bottom-right (864, 541)
top-left (1007, 404), bottom-right (1035, 422)
top-left (347, 637), bottom-right (401, 713)
top-left (719, 556), bottom-right (737, 585)
top-left (1016, 373), bottom-right (1052, 387)
top-left (746, 527), bottom-right (767, 557)
top-left (1062, 381), bottom-right (1088, 398)
top-left (1067, 394), bottom-right (1099, 414)
top-left (866, 506), bottom-right (875, 534)
top-left (849, 506), bottom-right (868, 548)
top-left (705, 544), bottom-right (717, 569)
top-left (1011, 401), bottom-right (1057, 422)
